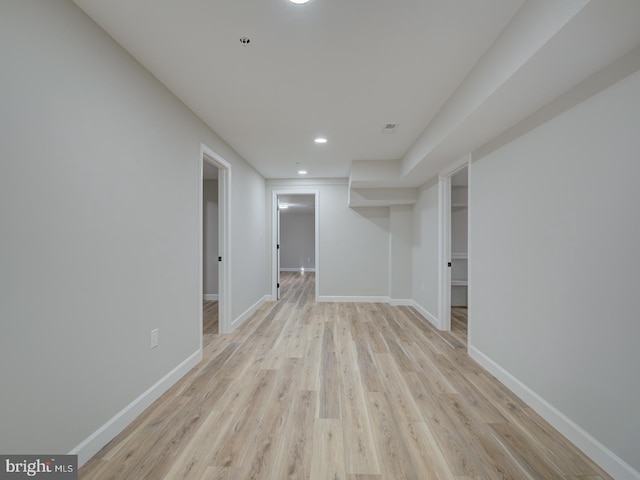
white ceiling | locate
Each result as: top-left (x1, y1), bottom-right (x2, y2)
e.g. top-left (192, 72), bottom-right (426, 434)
top-left (72, 0), bottom-right (640, 187)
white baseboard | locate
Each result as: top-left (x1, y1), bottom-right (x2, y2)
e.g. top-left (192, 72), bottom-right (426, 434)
top-left (203, 294), bottom-right (219, 301)
top-left (230, 295), bottom-right (269, 331)
top-left (317, 295), bottom-right (389, 303)
top-left (469, 345), bottom-right (640, 480)
top-left (388, 298), bottom-right (413, 306)
top-left (409, 301), bottom-right (441, 329)
top-left (280, 268), bottom-right (316, 272)
top-left (70, 349), bottom-right (202, 467)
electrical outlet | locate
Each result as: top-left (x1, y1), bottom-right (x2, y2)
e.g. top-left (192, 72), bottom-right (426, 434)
top-left (151, 328), bottom-right (159, 349)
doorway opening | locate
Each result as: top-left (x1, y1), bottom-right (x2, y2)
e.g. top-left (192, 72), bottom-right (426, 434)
top-left (203, 161), bottom-right (219, 336)
top-left (201, 144), bottom-right (231, 342)
top-left (438, 156), bottom-right (469, 335)
top-left (449, 167), bottom-right (468, 343)
top-left (271, 190), bottom-right (319, 301)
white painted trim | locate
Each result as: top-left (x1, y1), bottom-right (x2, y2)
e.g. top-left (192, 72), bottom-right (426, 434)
top-left (230, 295), bottom-right (269, 330)
top-left (70, 350), bottom-right (201, 467)
top-left (388, 298), bottom-right (414, 306)
top-left (437, 175), bottom-right (452, 331)
top-left (318, 295), bottom-right (389, 303)
top-left (469, 346), bottom-right (640, 480)
top-left (203, 294), bottom-right (219, 301)
top-left (279, 268), bottom-right (316, 272)
top-left (200, 144), bottom-right (232, 334)
top-left (271, 189), bottom-right (320, 302)
top-left (410, 301), bottom-right (441, 329)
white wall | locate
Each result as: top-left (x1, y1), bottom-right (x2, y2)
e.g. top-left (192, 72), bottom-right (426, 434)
top-left (203, 180), bottom-right (218, 296)
top-left (0, 0), bottom-right (266, 465)
top-left (469, 68), bottom-right (640, 477)
top-left (389, 205), bottom-right (413, 302)
top-left (266, 180), bottom-right (390, 300)
top-left (280, 211), bottom-right (315, 270)
top-left (411, 180), bottom-right (440, 321)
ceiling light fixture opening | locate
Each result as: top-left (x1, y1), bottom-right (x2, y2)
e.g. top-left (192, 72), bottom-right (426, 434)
top-left (298, 170), bottom-right (308, 175)
top-left (280, 204), bottom-right (289, 209)
top-left (314, 137), bottom-right (327, 144)
top-left (289, 0), bottom-right (311, 4)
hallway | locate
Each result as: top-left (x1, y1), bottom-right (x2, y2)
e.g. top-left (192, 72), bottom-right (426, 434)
top-left (80, 272), bottom-right (608, 479)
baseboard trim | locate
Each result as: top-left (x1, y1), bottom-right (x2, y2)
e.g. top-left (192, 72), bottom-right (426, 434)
top-left (388, 298), bottom-right (414, 306)
top-left (468, 345), bottom-right (640, 480)
top-left (409, 301), bottom-right (441, 329)
top-left (317, 295), bottom-right (389, 303)
top-left (279, 268), bottom-right (316, 272)
top-left (230, 295), bottom-right (269, 331)
top-left (70, 349), bottom-right (202, 467)
top-left (203, 294), bottom-right (219, 301)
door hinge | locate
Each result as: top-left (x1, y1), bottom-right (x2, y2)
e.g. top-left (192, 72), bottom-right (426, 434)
top-left (277, 283), bottom-right (280, 288)
top-left (277, 244), bottom-right (280, 250)
top-left (447, 262), bottom-right (452, 267)
top-left (218, 256), bottom-right (222, 262)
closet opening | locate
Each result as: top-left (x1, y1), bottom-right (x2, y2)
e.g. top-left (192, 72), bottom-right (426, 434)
top-left (450, 167), bottom-right (468, 343)
top-left (438, 157), bottom-right (469, 337)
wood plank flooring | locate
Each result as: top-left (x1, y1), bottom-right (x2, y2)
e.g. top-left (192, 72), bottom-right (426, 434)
top-left (80, 272), bottom-right (610, 479)
top-left (203, 299), bottom-right (218, 335)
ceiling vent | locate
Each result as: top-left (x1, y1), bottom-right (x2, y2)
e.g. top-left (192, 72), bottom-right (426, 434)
top-left (381, 123), bottom-right (398, 134)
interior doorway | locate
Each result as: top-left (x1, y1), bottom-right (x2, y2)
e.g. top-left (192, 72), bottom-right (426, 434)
top-left (271, 190), bottom-right (319, 301)
top-left (201, 144), bottom-right (231, 340)
top-left (203, 161), bottom-right (219, 335)
top-left (450, 167), bottom-right (468, 342)
top-left (438, 156), bottom-right (470, 332)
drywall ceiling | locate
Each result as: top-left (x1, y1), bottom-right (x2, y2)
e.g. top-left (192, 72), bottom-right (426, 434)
top-left (72, 0), bottom-right (640, 188)
top-left (71, 0), bottom-right (523, 179)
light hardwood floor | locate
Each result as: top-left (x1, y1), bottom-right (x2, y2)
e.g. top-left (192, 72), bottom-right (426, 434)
top-left (80, 272), bottom-right (610, 479)
top-left (203, 299), bottom-right (219, 336)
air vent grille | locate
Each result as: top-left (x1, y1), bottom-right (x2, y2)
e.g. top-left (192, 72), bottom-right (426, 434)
top-left (382, 123), bottom-right (398, 134)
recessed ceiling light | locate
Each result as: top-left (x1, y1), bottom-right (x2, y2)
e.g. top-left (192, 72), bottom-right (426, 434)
top-left (289, 0), bottom-right (310, 4)
top-left (314, 138), bottom-right (327, 144)
top-left (280, 204), bottom-right (289, 209)
top-left (298, 170), bottom-right (308, 175)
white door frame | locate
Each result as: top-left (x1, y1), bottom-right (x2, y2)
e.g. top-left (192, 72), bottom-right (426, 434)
top-left (276, 202), bottom-right (281, 299)
top-left (271, 189), bottom-right (319, 301)
top-left (200, 144), bottom-right (232, 336)
top-left (438, 155), bottom-right (470, 331)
